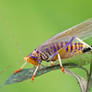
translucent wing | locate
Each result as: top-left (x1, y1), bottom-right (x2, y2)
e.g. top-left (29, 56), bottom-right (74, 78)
top-left (38, 18), bottom-right (92, 49)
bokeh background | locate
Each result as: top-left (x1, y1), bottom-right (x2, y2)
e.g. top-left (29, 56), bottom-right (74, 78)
top-left (0, 0), bottom-right (92, 92)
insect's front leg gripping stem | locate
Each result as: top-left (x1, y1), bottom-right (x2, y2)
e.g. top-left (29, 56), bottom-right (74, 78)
top-left (14, 61), bottom-right (27, 74)
top-left (31, 65), bottom-right (39, 81)
top-left (14, 68), bottom-right (22, 74)
top-left (31, 60), bottom-right (42, 81)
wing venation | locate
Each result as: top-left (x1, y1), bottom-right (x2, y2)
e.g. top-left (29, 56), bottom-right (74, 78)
top-left (38, 18), bottom-right (92, 50)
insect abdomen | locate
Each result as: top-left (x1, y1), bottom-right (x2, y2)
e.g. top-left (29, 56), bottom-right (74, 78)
top-left (66, 43), bottom-right (85, 53)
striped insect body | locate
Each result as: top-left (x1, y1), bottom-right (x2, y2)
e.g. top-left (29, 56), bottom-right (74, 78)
top-left (14, 18), bottom-right (92, 80)
top-left (24, 41), bottom-right (85, 67)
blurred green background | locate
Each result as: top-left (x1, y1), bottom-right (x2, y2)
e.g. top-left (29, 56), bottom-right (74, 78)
top-left (0, 0), bottom-right (92, 92)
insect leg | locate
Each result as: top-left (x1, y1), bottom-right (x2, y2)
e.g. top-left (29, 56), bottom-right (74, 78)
top-left (14, 61), bottom-right (27, 73)
top-left (31, 60), bottom-right (42, 81)
top-left (76, 37), bottom-right (92, 49)
top-left (31, 66), bottom-right (39, 81)
top-left (58, 54), bottom-right (64, 72)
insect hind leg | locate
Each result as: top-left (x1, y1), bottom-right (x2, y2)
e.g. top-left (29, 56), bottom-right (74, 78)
top-left (58, 54), bottom-right (64, 72)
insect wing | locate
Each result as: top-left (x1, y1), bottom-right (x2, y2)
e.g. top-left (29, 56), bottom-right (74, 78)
top-left (39, 18), bottom-right (92, 49)
top-left (37, 18), bottom-right (92, 61)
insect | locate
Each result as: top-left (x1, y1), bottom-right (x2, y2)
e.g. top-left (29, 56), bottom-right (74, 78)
top-left (14, 18), bottom-right (92, 80)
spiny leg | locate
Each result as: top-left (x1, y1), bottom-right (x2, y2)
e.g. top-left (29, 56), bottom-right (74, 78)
top-left (58, 54), bottom-right (64, 72)
top-left (31, 60), bottom-right (42, 81)
top-left (14, 61), bottom-right (27, 74)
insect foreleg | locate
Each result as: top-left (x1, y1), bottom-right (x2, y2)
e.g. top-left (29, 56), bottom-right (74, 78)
top-left (58, 54), bottom-right (64, 72)
top-left (14, 61), bottom-right (28, 73)
top-left (76, 37), bottom-right (92, 50)
top-left (31, 60), bottom-right (42, 81)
